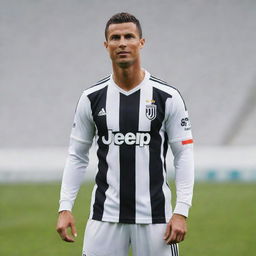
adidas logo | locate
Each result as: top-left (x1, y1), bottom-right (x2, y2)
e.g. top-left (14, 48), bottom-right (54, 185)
top-left (98, 108), bottom-right (106, 116)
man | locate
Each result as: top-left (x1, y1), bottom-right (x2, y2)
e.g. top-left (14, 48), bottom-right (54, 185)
top-left (56, 12), bottom-right (194, 256)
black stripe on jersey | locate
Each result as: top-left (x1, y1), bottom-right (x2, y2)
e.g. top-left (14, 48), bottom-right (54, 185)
top-left (87, 85), bottom-right (109, 221)
top-left (150, 76), bottom-right (187, 111)
top-left (119, 90), bottom-right (140, 223)
top-left (89, 76), bottom-right (110, 88)
top-left (97, 75), bottom-right (111, 83)
top-left (150, 75), bottom-right (169, 84)
top-left (149, 87), bottom-right (172, 223)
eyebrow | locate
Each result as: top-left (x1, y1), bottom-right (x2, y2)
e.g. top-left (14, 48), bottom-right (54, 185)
top-left (109, 32), bottom-right (136, 38)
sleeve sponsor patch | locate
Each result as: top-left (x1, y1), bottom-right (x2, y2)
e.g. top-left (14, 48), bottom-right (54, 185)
top-left (181, 117), bottom-right (191, 131)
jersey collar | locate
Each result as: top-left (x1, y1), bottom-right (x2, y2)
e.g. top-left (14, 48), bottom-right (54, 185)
top-left (110, 70), bottom-right (150, 96)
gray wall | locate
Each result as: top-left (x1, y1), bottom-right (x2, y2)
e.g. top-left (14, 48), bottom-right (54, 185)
top-left (1, 0), bottom-right (256, 147)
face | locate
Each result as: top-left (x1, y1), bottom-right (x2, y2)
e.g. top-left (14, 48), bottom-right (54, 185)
top-left (104, 22), bottom-right (145, 68)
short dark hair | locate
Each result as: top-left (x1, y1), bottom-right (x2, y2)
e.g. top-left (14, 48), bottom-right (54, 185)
top-left (105, 12), bottom-right (142, 40)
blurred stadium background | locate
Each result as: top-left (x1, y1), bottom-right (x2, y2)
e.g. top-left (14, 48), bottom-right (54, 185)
top-left (0, 0), bottom-right (256, 255)
top-left (1, 0), bottom-right (256, 183)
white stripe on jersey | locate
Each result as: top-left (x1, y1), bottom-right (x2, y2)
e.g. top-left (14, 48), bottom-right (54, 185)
top-left (103, 84), bottom-right (121, 221)
top-left (135, 82), bottom-right (153, 221)
top-left (89, 185), bottom-right (97, 219)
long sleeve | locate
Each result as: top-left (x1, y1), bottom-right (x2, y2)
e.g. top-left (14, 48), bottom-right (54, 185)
top-left (58, 91), bottom-right (95, 212)
top-left (59, 138), bottom-right (92, 211)
top-left (165, 89), bottom-right (194, 217)
top-left (170, 142), bottom-right (194, 217)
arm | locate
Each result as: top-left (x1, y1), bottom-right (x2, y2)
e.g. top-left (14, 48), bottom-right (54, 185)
top-left (163, 91), bottom-right (194, 244)
top-left (56, 138), bottom-right (92, 242)
top-left (56, 92), bottom-right (95, 242)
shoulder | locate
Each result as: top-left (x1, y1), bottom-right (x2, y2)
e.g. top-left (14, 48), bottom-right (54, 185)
top-left (75, 75), bottom-right (110, 110)
top-left (149, 74), bottom-right (187, 110)
top-left (149, 75), bottom-right (180, 96)
top-left (83, 75), bottom-right (111, 97)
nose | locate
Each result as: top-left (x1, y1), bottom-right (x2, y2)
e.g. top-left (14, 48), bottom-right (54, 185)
top-left (119, 36), bottom-right (127, 48)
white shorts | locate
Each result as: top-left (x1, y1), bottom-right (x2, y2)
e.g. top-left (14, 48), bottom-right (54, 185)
top-left (82, 219), bottom-right (179, 256)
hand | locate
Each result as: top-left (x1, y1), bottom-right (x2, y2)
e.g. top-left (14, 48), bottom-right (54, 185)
top-left (56, 210), bottom-right (77, 242)
top-left (163, 214), bottom-right (187, 244)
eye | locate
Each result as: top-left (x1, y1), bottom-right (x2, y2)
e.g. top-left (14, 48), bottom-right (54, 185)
top-left (125, 34), bottom-right (134, 39)
top-left (110, 35), bottom-right (120, 40)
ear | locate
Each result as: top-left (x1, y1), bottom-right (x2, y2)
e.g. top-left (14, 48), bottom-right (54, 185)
top-left (104, 41), bottom-right (108, 50)
top-left (140, 38), bottom-right (145, 49)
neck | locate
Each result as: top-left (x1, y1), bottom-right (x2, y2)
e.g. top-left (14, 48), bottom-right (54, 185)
top-left (112, 62), bottom-right (145, 91)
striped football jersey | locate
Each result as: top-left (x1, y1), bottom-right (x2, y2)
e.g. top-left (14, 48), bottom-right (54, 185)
top-left (70, 70), bottom-right (193, 224)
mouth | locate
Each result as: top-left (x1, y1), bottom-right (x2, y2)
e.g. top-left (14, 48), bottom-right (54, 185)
top-left (117, 51), bottom-right (130, 55)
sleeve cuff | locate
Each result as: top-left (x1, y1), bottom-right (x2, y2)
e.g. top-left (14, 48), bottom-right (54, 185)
top-left (173, 202), bottom-right (191, 217)
top-left (58, 200), bottom-right (73, 212)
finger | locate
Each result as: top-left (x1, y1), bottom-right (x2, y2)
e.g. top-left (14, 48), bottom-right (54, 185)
top-left (63, 235), bottom-right (75, 243)
top-left (71, 223), bottom-right (78, 238)
top-left (58, 227), bottom-right (75, 243)
top-left (163, 224), bottom-right (171, 240)
top-left (176, 233), bottom-right (184, 243)
top-left (166, 229), bottom-right (177, 244)
top-left (61, 229), bottom-right (75, 243)
top-left (180, 231), bottom-right (186, 242)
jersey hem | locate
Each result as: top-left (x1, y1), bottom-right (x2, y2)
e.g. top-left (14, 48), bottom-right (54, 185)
top-left (91, 215), bottom-right (171, 224)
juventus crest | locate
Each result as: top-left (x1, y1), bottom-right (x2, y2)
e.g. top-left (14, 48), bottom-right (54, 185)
top-left (145, 104), bottom-right (157, 120)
